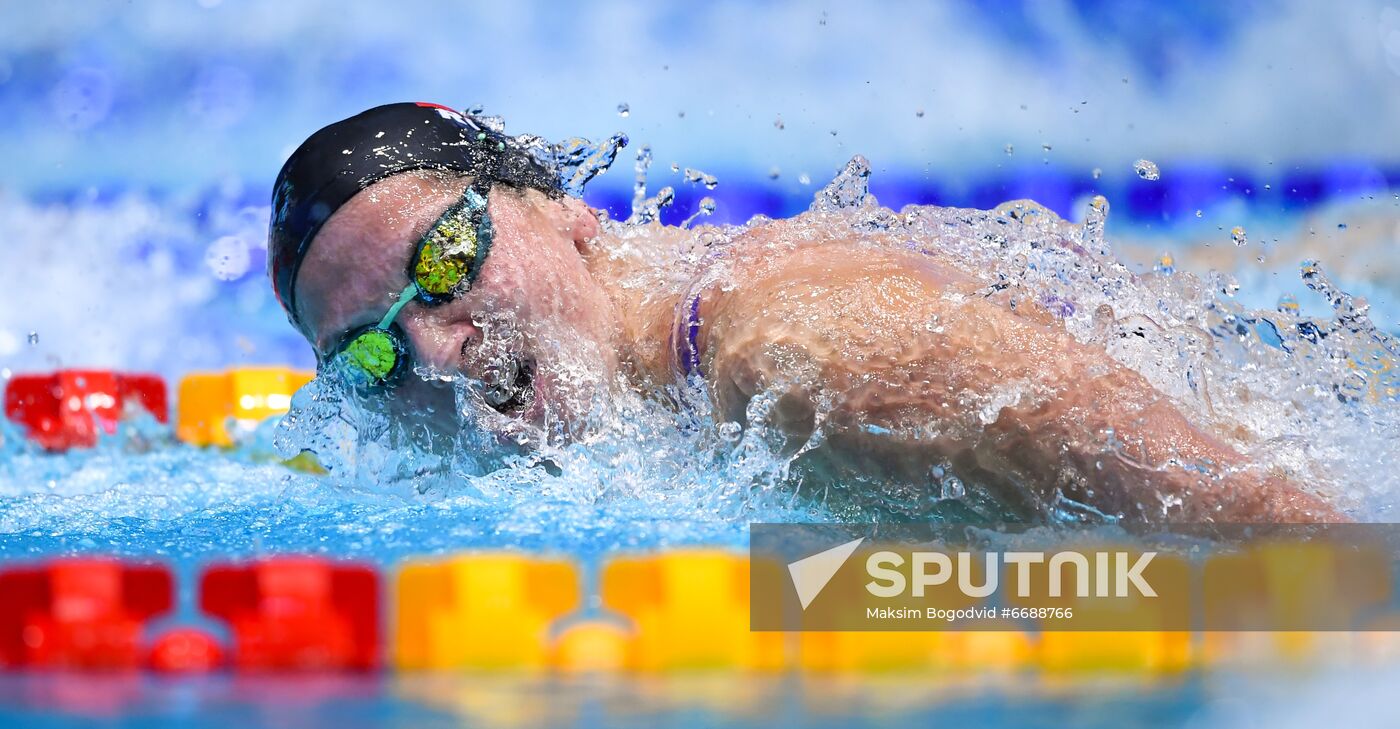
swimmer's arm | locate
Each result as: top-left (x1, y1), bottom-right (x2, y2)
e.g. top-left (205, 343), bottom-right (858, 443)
top-left (969, 346), bottom-right (1341, 522)
top-left (704, 257), bottom-right (1339, 522)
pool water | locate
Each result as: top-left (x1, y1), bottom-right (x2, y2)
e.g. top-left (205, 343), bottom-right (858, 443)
top-left (8, 669), bottom-right (1400, 729)
top-left (0, 673), bottom-right (1262, 729)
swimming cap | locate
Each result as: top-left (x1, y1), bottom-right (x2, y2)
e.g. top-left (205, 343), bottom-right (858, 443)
top-left (268, 102), bottom-right (560, 328)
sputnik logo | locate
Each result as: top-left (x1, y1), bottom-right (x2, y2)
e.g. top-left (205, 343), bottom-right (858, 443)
top-left (787, 537), bottom-right (865, 610)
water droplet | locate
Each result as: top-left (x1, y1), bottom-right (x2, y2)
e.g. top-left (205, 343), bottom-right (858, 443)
top-left (1041, 143), bottom-right (1053, 152)
top-left (915, 108), bottom-right (925, 118)
top-left (1133, 159), bottom-right (1160, 181)
top-left (931, 463), bottom-right (965, 500)
top-left (1091, 168), bottom-right (1102, 180)
top-left (682, 167), bottom-right (719, 190)
top-left (1004, 144), bottom-right (1014, 156)
top-left (670, 162), bottom-right (679, 173)
top-left (27, 331), bottom-right (38, 346)
top-left (682, 197), bottom-right (717, 228)
top-left (1231, 226), bottom-right (1248, 246)
top-left (1337, 223), bottom-right (1348, 230)
top-left (1195, 209), bottom-right (1203, 218)
top-left (1082, 195), bottom-right (1110, 252)
top-left (774, 116), bottom-right (785, 130)
top-left (768, 167), bottom-right (781, 180)
top-left (616, 103), bottom-right (630, 117)
top-left (798, 173), bottom-right (811, 185)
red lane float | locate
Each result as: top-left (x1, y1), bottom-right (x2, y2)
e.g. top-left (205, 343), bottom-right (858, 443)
top-left (4, 370), bottom-right (168, 450)
top-left (200, 557), bottom-right (379, 671)
top-left (0, 559), bottom-right (174, 670)
top-left (146, 628), bottom-right (225, 673)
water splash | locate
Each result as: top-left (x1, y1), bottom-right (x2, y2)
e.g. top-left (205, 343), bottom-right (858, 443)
top-left (1082, 195), bottom-right (1110, 255)
top-left (625, 145), bottom-right (675, 225)
top-left (630, 145), bottom-right (655, 218)
top-left (811, 155), bottom-right (873, 213)
top-left (522, 132), bottom-right (630, 197)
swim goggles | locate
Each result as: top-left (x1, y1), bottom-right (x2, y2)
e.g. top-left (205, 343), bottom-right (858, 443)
top-left (330, 183), bottom-right (494, 386)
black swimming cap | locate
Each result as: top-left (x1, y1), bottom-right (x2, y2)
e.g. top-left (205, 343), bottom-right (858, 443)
top-left (268, 102), bottom-right (560, 328)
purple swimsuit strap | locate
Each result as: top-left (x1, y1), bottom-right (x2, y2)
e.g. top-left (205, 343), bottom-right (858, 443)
top-left (675, 245), bottom-right (732, 381)
top-left (678, 293), bottom-right (704, 378)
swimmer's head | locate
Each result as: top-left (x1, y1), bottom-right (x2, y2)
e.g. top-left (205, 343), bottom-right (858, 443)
top-left (269, 103), bottom-right (615, 432)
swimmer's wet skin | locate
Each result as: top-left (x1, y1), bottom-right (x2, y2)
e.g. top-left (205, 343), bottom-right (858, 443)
top-left (269, 102), bottom-right (1340, 523)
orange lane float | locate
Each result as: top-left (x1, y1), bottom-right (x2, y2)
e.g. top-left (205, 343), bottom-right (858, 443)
top-left (176, 367), bottom-right (313, 447)
top-left (3, 370), bottom-right (167, 450)
top-left (394, 553), bottom-right (580, 671)
top-left (601, 550), bottom-right (787, 671)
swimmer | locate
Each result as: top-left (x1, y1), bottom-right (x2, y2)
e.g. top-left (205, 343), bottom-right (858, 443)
top-left (268, 103), bottom-right (1339, 523)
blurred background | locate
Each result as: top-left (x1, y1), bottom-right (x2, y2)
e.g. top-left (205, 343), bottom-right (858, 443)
top-left (3, 0), bottom-right (1399, 378)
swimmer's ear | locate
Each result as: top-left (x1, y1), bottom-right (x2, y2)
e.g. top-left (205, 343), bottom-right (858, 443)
top-left (556, 196), bottom-right (600, 254)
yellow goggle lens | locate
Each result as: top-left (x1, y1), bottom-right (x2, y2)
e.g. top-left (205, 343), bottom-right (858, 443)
top-left (414, 215), bottom-right (477, 296)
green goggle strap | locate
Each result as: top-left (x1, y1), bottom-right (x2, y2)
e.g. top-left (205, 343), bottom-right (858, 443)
top-left (377, 282), bottom-right (419, 330)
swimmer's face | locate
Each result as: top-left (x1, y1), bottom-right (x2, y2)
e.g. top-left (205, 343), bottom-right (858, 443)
top-left (294, 170), bottom-right (617, 434)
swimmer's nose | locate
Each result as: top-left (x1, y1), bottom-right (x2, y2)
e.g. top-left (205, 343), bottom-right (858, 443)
top-left (397, 310), bottom-right (481, 375)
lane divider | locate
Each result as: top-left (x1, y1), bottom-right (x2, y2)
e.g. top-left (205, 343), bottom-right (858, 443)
top-left (3, 367), bottom-right (312, 452)
top-left (0, 551), bottom-right (1395, 675)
